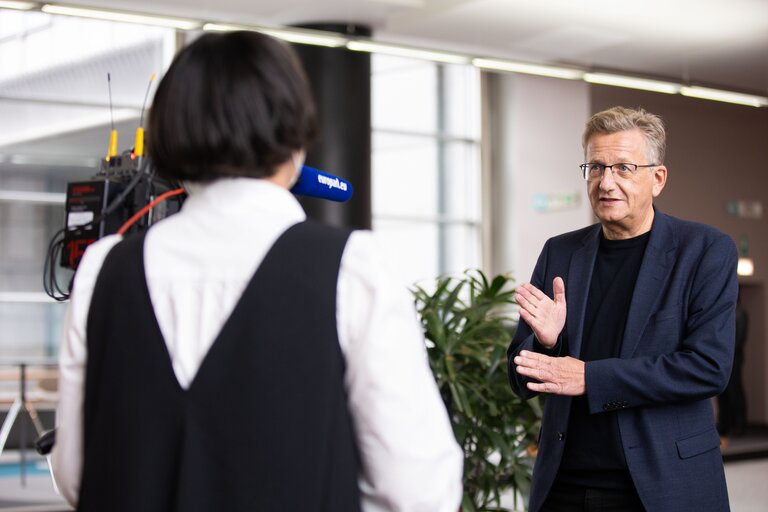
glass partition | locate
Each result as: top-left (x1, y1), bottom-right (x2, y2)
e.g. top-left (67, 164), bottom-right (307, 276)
top-left (0, 9), bottom-right (176, 357)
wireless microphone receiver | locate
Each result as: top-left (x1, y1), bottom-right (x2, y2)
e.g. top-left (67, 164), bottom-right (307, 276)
top-left (291, 166), bottom-right (353, 202)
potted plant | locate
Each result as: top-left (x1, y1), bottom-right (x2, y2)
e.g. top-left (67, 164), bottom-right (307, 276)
top-left (412, 270), bottom-right (542, 512)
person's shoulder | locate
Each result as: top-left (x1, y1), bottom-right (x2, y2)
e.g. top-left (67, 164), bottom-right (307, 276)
top-left (659, 212), bottom-right (736, 259)
top-left (342, 229), bottom-right (416, 288)
top-left (343, 229), bottom-right (390, 273)
top-left (70, 234), bottom-right (123, 295)
top-left (661, 212), bottom-right (733, 246)
top-left (77, 235), bottom-right (123, 276)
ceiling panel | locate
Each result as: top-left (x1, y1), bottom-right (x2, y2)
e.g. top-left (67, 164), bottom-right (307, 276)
top-left (3, 0), bottom-right (767, 94)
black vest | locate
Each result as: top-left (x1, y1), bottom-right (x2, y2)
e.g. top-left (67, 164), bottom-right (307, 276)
top-left (80, 221), bottom-right (361, 512)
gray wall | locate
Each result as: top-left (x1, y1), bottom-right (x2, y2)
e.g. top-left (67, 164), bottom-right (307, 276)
top-left (484, 72), bottom-right (592, 283)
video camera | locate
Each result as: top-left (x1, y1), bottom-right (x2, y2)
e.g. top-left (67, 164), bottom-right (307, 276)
top-left (61, 150), bottom-right (183, 271)
top-left (44, 108), bottom-right (185, 301)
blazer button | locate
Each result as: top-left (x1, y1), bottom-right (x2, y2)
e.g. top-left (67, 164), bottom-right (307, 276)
top-left (557, 432), bottom-right (565, 441)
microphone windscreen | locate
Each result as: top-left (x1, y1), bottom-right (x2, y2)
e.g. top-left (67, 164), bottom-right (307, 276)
top-left (291, 166), bottom-right (354, 202)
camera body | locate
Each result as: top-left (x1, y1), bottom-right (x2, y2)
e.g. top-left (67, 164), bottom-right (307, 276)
top-left (61, 151), bottom-right (182, 270)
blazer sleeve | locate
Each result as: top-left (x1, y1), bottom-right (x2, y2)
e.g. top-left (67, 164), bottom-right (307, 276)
top-left (585, 233), bottom-right (738, 414)
top-left (507, 239), bottom-right (564, 401)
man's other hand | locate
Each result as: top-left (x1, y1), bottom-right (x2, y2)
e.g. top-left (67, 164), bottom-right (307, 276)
top-left (514, 350), bottom-right (585, 396)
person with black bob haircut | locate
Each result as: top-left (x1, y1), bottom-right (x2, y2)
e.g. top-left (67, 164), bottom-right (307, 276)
top-left (53, 31), bottom-right (462, 512)
top-left (148, 30), bottom-right (318, 183)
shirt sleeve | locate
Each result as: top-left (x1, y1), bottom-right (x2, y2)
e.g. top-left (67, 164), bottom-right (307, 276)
top-left (51, 235), bottom-right (122, 507)
top-left (336, 231), bottom-right (464, 512)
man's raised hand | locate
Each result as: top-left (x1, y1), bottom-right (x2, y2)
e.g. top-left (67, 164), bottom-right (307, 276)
top-left (515, 277), bottom-right (566, 349)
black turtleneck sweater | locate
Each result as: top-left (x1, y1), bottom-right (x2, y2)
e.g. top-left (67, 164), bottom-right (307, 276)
top-left (556, 230), bottom-right (651, 489)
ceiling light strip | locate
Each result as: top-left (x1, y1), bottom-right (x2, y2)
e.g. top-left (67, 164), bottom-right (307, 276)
top-left (584, 72), bottom-right (680, 95)
top-left (40, 4), bottom-right (201, 30)
top-left (473, 58), bottom-right (584, 80)
top-left (680, 86), bottom-right (768, 108)
top-left (203, 23), bottom-right (347, 47)
top-left (0, 0), bottom-right (36, 10)
top-left (255, 28), bottom-right (347, 48)
top-left (200, 22), bottom-right (242, 32)
top-left (347, 40), bottom-right (469, 64)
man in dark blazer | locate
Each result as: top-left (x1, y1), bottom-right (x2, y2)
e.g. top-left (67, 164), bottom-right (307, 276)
top-left (508, 106), bottom-right (737, 512)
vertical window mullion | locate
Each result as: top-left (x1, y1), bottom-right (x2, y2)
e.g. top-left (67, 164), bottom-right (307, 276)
top-left (436, 63), bottom-right (447, 275)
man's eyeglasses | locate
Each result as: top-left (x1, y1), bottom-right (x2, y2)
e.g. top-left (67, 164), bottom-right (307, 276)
top-left (579, 163), bottom-right (658, 181)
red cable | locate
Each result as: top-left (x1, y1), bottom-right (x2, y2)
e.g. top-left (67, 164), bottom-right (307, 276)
top-left (116, 188), bottom-right (185, 235)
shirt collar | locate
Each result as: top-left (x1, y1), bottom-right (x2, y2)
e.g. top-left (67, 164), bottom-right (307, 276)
top-left (182, 177), bottom-right (307, 222)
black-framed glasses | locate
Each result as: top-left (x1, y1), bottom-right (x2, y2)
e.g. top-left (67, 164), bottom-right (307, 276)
top-left (579, 162), bottom-right (658, 181)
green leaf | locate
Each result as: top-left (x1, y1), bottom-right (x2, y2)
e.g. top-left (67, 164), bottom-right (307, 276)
top-left (424, 310), bottom-right (446, 348)
top-left (489, 274), bottom-right (509, 296)
top-left (462, 492), bottom-right (478, 512)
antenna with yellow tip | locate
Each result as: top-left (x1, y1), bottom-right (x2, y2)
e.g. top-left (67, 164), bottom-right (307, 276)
top-left (134, 72), bottom-right (156, 157)
top-left (106, 72), bottom-right (118, 161)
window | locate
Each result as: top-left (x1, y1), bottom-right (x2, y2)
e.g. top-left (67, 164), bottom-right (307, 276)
top-left (0, 9), bottom-right (175, 357)
top-left (371, 55), bottom-right (482, 288)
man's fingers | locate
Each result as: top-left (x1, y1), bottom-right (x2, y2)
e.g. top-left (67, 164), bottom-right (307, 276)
top-left (527, 381), bottom-right (561, 394)
top-left (516, 352), bottom-right (585, 396)
top-left (523, 283), bottom-right (547, 301)
top-left (518, 308), bottom-right (534, 326)
top-left (515, 353), bottom-right (554, 379)
top-left (553, 277), bottom-right (566, 303)
top-left (515, 363), bottom-right (537, 377)
top-left (515, 287), bottom-right (539, 308)
top-left (526, 381), bottom-right (547, 393)
top-left (517, 350), bottom-right (550, 363)
top-left (516, 366), bottom-right (553, 384)
top-left (515, 292), bottom-right (532, 310)
top-left (516, 291), bottom-right (544, 322)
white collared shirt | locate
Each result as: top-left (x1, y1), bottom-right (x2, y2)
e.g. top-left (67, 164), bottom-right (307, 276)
top-left (53, 178), bottom-right (463, 511)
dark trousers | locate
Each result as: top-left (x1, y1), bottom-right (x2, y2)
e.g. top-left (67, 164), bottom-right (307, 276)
top-left (542, 482), bottom-right (645, 512)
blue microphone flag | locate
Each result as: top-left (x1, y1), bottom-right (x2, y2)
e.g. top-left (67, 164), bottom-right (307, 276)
top-left (291, 166), bottom-right (354, 202)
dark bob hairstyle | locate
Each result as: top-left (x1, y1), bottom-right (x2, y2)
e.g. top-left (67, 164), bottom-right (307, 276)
top-left (148, 31), bottom-right (317, 182)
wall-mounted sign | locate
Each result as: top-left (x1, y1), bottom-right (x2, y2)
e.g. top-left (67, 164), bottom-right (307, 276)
top-left (726, 200), bottom-right (763, 219)
top-left (532, 191), bottom-right (580, 212)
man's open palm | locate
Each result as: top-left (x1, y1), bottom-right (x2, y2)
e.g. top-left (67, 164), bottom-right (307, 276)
top-left (515, 277), bottom-right (566, 348)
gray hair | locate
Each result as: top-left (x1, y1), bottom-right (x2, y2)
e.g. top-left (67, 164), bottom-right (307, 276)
top-left (582, 106), bottom-right (666, 164)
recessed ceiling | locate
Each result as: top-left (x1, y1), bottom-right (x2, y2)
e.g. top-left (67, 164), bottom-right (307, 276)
top-left (1, 0), bottom-right (766, 160)
top-left (75, 0), bottom-right (768, 94)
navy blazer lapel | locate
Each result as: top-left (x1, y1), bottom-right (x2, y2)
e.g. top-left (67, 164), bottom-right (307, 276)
top-left (566, 225), bottom-right (600, 358)
top-left (620, 209), bottom-right (677, 358)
